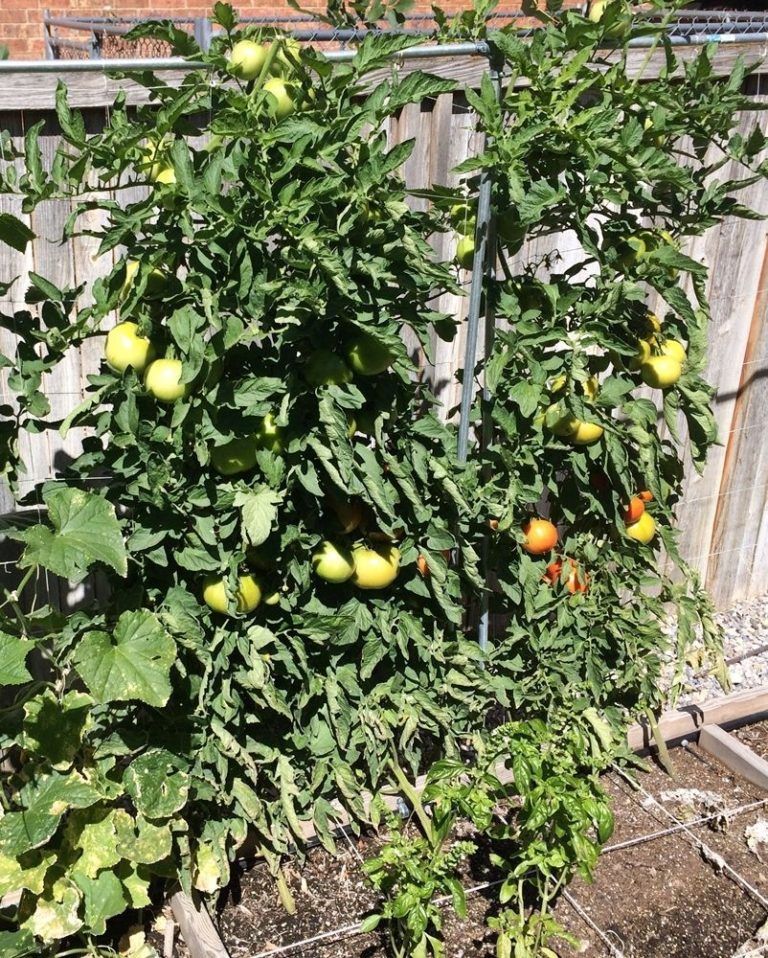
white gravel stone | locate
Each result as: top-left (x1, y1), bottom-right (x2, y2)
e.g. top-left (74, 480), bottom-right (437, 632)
top-left (666, 592), bottom-right (768, 706)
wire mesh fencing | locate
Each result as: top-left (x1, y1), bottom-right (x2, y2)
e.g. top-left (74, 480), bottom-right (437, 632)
top-left (42, 8), bottom-right (768, 60)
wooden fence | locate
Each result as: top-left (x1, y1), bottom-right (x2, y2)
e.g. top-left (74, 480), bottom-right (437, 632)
top-left (1, 48), bottom-right (768, 610)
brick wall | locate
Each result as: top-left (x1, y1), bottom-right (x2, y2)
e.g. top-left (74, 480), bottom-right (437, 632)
top-left (3, 1), bottom-right (515, 59)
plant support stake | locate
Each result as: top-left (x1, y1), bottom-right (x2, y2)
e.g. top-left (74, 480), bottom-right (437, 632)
top-left (457, 49), bottom-right (502, 654)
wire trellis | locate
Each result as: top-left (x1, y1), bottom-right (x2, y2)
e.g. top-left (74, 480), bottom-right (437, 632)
top-left (41, 9), bottom-right (768, 61)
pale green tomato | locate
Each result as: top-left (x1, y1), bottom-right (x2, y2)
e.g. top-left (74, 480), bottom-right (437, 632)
top-left (120, 260), bottom-right (168, 300)
top-left (304, 350), bottom-right (352, 387)
top-left (255, 413), bottom-right (284, 452)
top-left (270, 37), bottom-right (301, 76)
top-left (312, 541), bottom-right (355, 584)
top-left (640, 356), bottom-right (683, 389)
top-left (352, 545), bottom-right (401, 590)
top-left (203, 574), bottom-right (262, 614)
top-left (229, 40), bottom-right (269, 81)
top-left (154, 166), bottom-right (176, 186)
top-left (455, 235), bottom-right (475, 269)
top-left (105, 321), bottom-right (156, 374)
top-left (144, 358), bottom-right (188, 403)
top-left (263, 78), bottom-right (295, 121)
top-left (346, 333), bottom-right (394, 376)
top-left (210, 437), bottom-right (259, 476)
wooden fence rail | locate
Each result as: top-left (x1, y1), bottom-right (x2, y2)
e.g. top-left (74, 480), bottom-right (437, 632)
top-left (1, 53), bottom-right (767, 610)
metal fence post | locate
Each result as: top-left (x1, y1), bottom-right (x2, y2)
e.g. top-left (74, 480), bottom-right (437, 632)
top-left (455, 45), bottom-right (503, 653)
top-left (194, 18), bottom-right (213, 52)
top-left (42, 9), bottom-right (54, 60)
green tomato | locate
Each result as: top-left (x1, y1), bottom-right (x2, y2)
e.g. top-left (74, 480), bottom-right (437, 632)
top-left (139, 138), bottom-right (166, 181)
top-left (351, 545), bottom-right (401, 590)
top-left (203, 574), bottom-right (261, 615)
top-left (450, 201), bottom-right (476, 231)
top-left (120, 260), bottom-right (168, 301)
top-left (304, 350), bottom-right (353, 387)
top-left (496, 212), bottom-right (526, 251)
top-left (105, 321), bottom-right (156, 374)
top-left (456, 235), bottom-right (475, 270)
top-left (144, 358), bottom-right (188, 403)
top-left (617, 235), bottom-right (647, 271)
top-left (270, 37), bottom-right (301, 77)
top-left (346, 332), bottom-right (395, 376)
top-left (263, 78), bottom-right (295, 121)
top-left (210, 437), bottom-right (259, 476)
top-left (312, 541), bottom-right (355, 584)
top-left (229, 40), bottom-right (269, 81)
top-left (255, 413), bottom-right (284, 453)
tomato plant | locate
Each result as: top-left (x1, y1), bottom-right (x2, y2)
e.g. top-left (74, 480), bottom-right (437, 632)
top-left (0, 12), bottom-right (492, 950)
top-left (0, 0), bottom-right (766, 955)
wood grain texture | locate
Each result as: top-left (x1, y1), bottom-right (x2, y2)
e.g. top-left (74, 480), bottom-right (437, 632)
top-left (627, 685), bottom-right (768, 751)
top-left (169, 890), bottom-right (231, 958)
top-left (2, 40), bottom-right (763, 110)
top-left (699, 723), bottom-right (768, 791)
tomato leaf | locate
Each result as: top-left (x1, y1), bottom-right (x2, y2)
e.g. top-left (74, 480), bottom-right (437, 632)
top-left (235, 487), bottom-right (282, 547)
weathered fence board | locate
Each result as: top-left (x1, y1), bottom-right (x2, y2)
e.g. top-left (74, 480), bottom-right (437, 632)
top-left (1, 61), bottom-right (768, 610)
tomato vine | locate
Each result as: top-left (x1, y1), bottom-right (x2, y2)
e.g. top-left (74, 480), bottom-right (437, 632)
top-left (0, 0), bottom-right (766, 955)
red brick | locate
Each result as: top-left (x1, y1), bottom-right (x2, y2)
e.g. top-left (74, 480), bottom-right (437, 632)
top-left (2, 0), bottom-right (531, 58)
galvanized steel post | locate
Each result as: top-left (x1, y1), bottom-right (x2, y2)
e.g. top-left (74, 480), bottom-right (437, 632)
top-left (455, 45), bottom-right (503, 653)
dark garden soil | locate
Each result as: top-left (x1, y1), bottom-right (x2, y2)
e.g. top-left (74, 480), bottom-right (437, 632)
top-left (157, 731), bottom-right (768, 958)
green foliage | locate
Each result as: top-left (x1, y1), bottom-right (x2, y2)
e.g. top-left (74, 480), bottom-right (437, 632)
top-left (0, 1), bottom-right (765, 954)
top-left (0, 19), bottom-right (488, 951)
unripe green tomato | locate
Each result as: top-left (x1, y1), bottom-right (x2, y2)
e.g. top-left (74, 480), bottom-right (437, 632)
top-left (229, 39), bottom-right (269, 81)
top-left (263, 78), bottom-right (295, 121)
top-left (105, 321), bottom-right (156, 374)
top-left (640, 356), bottom-right (683, 389)
top-left (140, 138), bottom-right (166, 180)
top-left (352, 545), bottom-right (401, 590)
top-left (617, 235), bottom-right (647, 271)
top-left (456, 235), bottom-right (475, 269)
top-left (255, 413), bottom-right (284, 452)
top-left (346, 333), bottom-right (395, 376)
top-left (152, 164), bottom-right (176, 186)
top-left (312, 540), bottom-right (355, 584)
top-left (660, 339), bottom-right (687, 363)
top-left (144, 358), bottom-right (188, 403)
top-left (270, 37), bottom-right (301, 77)
top-left (120, 260), bottom-right (168, 301)
top-left (210, 437), bottom-right (259, 476)
top-left (450, 201), bottom-right (476, 231)
top-left (568, 421), bottom-right (604, 445)
top-left (304, 350), bottom-right (353, 387)
top-left (203, 573), bottom-right (262, 614)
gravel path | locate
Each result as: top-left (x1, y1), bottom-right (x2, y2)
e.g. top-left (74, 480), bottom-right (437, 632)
top-left (672, 592), bottom-right (768, 706)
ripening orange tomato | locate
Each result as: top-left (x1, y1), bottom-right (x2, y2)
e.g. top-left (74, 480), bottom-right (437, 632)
top-left (543, 559), bottom-right (563, 585)
top-left (488, 518), bottom-right (500, 532)
top-left (565, 559), bottom-right (589, 594)
top-left (417, 554), bottom-right (429, 577)
top-left (638, 490), bottom-right (654, 502)
top-left (522, 518), bottom-right (558, 555)
top-left (623, 497), bottom-right (646, 524)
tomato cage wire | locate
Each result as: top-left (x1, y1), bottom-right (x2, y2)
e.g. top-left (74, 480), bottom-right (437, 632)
top-left (1, 26), bottom-right (768, 649)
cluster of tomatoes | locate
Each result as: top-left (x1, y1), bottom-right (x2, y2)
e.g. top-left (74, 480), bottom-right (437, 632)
top-left (519, 518), bottom-right (589, 594)
top-left (515, 483), bottom-right (655, 598)
top-left (103, 259), bottom-right (408, 614)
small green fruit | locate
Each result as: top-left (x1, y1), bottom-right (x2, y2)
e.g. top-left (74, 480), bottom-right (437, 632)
top-left (456, 235), bottom-right (475, 269)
